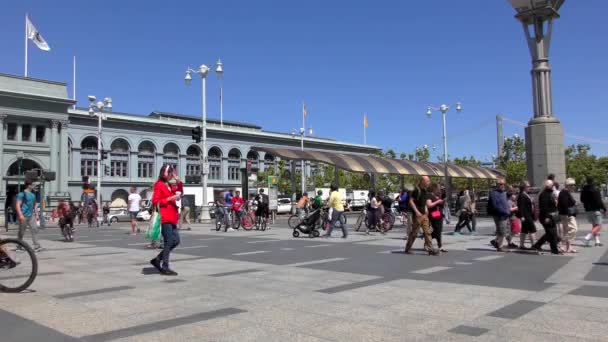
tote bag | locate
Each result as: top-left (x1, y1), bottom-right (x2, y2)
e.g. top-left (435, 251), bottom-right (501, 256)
top-left (145, 206), bottom-right (162, 242)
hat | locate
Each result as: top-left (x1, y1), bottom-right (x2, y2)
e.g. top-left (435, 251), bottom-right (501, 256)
top-left (565, 178), bottom-right (576, 186)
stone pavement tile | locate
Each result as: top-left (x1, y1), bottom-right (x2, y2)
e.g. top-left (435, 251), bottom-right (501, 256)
top-left (313, 320), bottom-right (403, 342)
top-left (486, 300), bottom-right (545, 319)
top-left (448, 325), bottom-right (490, 337)
top-left (109, 317), bottom-right (254, 342)
top-left (552, 294), bottom-right (608, 309)
top-left (501, 315), bottom-right (607, 341)
top-left (231, 306), bottom-right (330, 334)
top-left (488, 326), bottom-right (602, 342)
top-left (570, 285), bottom-right (608, 298)
top-left (385, 296), bottom-right (506, 320)
top-left (209, 324), bottom-right (333, 342)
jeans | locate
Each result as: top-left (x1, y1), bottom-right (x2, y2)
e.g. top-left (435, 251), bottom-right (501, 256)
top-left (326, 210), bottom-right (347, 237)
top-left (18, 216), bottom-right (40, 248)
top-left (156, 223), bottom-right (180, 270)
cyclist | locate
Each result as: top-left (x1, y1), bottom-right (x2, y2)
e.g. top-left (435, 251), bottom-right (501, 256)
top-left (232, 190), bottom-right (245, 224)
top-left (214, 195), bottom-right (229, 230)
top-left (296, 193), bottom-right (310, 221)
top-left (312, 190), bottom-right (325, 210)
top-left (57, 200), bottom-right (76, 241)
top-left (254, 188), bottom-right (269, 228)
top-left (224, 190), bottom-right (234, 228)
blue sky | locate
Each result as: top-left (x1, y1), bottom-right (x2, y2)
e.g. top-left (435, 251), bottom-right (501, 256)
top-left (1, 0), bottom-right (607, 160)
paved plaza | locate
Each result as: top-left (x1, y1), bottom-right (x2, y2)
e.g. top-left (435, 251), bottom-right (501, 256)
top-left (1, 215), bottom-right (608, 341)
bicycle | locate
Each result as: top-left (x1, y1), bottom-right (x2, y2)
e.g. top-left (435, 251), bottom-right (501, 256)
top-left (320, 207), bottom-right (346, 230)
top-left (377, 210), bottom-right (396, 234)
top-left (215, 207), bottom-right (229, 232)
top-left (232, 209), bottom-right (254, 230)
top-left (0, 238), bottom-right (38, 293)
top-left (256, 214), bottom-right (269, 231)
top-left (354, 208), bottom-right (369, 232)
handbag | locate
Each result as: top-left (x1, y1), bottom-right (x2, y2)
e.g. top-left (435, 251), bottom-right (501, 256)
top-left (145, 205), bottom-right (162, 242)
top-left (567, 206), bottom-right (577, 216)
top-left (430, 209), bottom-right (442, 219)
top-left (549, 211), bottom-right (560, 224)
top-left (510, 218), bottom-right (521, 234)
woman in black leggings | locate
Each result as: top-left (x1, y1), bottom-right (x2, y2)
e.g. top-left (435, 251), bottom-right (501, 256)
top-left (427, 183), bottom-right (447, 252)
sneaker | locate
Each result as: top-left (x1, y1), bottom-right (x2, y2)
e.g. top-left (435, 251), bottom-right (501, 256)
top-left (490, 240), bottom-right (498, 249)
top-left (428, 249), bottom-right (440, 256)
top-left (596, 242), bottom-right (603, 247)
top-left (160, 269), bottom-right (178, 276)
top-left (150, 258), bottom-right (162, 272)
top-left (453, 232), bottom-right (461, 236)
top-left (228, 228), bottom-right (236, 232)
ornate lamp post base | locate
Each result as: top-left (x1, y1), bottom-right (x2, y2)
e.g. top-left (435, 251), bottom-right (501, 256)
top-left (525, 116), bottom-right (566, 187)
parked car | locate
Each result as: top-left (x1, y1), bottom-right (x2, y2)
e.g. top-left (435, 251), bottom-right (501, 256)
top-left (136, 210), bottom-right (152, 221)
top-left (107, 209), bottom-right (132, 223)
top-left (277, 198), bottom-right (292, 214)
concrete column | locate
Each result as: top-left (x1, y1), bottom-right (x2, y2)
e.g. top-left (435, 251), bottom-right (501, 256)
top-left (0, 114), bottom-right (6, 197)
top-left (222, 157), bottom-right (229, 184)
top-left (16, 124), bottom-right (22, 142)
top-left (155, 153), bottom-right (163, 176)
top-left (179, 154), bottom-right (187, 179)
top-left (72, 148), bottom-right (81, 181)
top-left (49, 120), bottom-right (59, 194)
top-left (129, 151), bottom-right (138, 180)
top-left (58, 120), bottom-right (69, 195)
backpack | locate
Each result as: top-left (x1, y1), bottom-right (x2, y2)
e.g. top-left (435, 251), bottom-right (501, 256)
top-left (487, 191), bottom-right (496, 216)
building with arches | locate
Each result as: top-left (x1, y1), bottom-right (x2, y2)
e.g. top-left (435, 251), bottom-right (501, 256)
top-left (0, 73), bottom-right (377, 222)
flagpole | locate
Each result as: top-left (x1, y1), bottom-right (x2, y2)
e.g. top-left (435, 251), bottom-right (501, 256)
top-left (24, 14), bottom-right (28, 77)
top-left (301, 102), bottom-right (305, 194)
top-left (73, 56), bottom-right (76, 109)
top-left (364, 113), bottom-right (367, 145)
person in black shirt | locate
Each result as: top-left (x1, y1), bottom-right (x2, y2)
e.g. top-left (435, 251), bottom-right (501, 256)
top-left (405, 176), bottom-right (438, 256)
top-left (580, 177), bottom-right (607, 246)
top-left (532, 180), bottom-right (561, 254)
top-left (427, 183), bottom-right (446, 252)
top-left (516, 181), bottom-right (537, 249)
top-left (558, 178), bottom-right (578, 253)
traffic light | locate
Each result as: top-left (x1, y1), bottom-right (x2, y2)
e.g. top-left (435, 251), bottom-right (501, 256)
top-left (104, 165), bottom-right (110, 176)
top-left (101, 150), bottom-right (108, 160)
top-left (191, 126), bottom-right (202, 143)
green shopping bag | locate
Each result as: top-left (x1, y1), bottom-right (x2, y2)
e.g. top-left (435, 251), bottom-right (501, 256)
top-left (145, 207), bottom-right (162, 242)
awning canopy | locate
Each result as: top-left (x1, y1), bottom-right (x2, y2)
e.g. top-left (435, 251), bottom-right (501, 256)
top-left (253, 147), bottom-right (504, 180)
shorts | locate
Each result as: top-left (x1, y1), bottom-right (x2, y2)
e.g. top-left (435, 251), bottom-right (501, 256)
top-left (256, 204), bottom-right (269, 218)
top-left (521, 218), bottom-right (537, 234)
top-left (587, 211), bottom-right (603, 226)
top-left (130, 211), bottom-right (139, 219)
top-left (493, 217), bottom-right (509, 237)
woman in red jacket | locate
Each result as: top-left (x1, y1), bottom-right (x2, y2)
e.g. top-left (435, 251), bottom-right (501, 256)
top-left (150, 164), bottom-right (182, 276)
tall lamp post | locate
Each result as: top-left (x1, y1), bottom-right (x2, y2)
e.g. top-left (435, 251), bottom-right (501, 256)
top-left (426, 102), bottom-right (462, 202)
top-left (508, 0), bottom-right (566, 186)
top-left (16, 151), bottom-right (24, 193)
top-left (88, 96), bottom-right (112, 222)
top-left (185, 60), bottom-right (223, 220)
top-left (292, 127), bottom-right (306, 195)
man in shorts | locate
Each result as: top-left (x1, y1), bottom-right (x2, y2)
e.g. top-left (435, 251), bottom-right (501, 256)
top-left (128, 186), bottom-right (142, 235)
top-left (16, 179), bottom-right (42, 251)
top-left (581, 177), bottom-right (607, 247)
top-left (488, 179), bottom-right (511, 252)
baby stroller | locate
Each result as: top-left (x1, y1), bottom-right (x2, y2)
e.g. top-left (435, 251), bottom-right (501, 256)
top-left (292, 208), bottom-right (322, 238)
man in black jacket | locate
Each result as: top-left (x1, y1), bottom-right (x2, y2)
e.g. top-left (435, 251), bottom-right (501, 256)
top-left (532, 180), bottom-right (561, 255)
top-left (558, 178), bottom-right (578, 253)
top-left (516, 181), bottom-right (536, 249)
top-left (581, 177), bottom-right (607, 247)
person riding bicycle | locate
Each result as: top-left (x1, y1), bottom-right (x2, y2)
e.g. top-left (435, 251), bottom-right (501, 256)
top-left (296, 193), bottom-right (310, 220)
top-left (57, 200), bottom-right (76, 241)
top-left (214, 195), bottom-right (227, 226)
top-left (232, 190), bottom-right (245, 222)
top-left (396, 189), bottom-right (409, 214)
top-left (254, 188), bottom-right (270, 227)
top-left (312, 190), bottom-right (324, 210)
top-left (378, 190), bottom-right (393, 216)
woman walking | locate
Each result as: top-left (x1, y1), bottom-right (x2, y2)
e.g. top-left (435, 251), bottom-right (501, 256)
top-left (517, 181), bottom-right (537, 249)
top-left (367, 191), bottom-right (379, 235)
top-left (150, 165), bottom-right (182, 276)
top-left (427, 184), bottom-right (447, 252)
top-left (454, 190), bottom-right (472, 234)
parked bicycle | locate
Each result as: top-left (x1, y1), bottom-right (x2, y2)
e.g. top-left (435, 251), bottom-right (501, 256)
top-left (232, 208), bottom-right (254, 230)
top-left (0, 238), bottom-right (38, 293)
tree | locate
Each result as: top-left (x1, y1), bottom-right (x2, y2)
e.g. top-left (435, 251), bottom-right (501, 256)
top-left (565, 144), bottom-right (607, 186)
top-left (498, 135), bottom-right (527, 185)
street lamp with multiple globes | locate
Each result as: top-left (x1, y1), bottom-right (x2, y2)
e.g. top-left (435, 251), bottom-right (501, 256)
top-left (184, 60), bottom-right (223, 220)
top-left (508, 0), bottom-right (566, 186)
top-left (88, 95), bottom-right (112, 222)
top-left (426, 102), bottom-right (462, 202)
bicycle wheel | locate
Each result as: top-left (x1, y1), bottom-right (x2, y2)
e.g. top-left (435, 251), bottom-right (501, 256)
top-left (215, 217), bottom-right (222, 231)
top-left (241, 215), bottom-right (254, 231)
top-left (355, 213), bottom-right (364, 232)
top-left (386, 214), bottom-right (396, 231)
top-left (232, 214), bottom-right (241, 230)
top-left (0, 238), bottom-right (38, 293)
top-left (288, 215), bottom-right (301, 229)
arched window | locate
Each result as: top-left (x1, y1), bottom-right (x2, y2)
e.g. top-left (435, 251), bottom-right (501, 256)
top-left (6, 159), bottom-right (42, 177)
top-left (110, 139), bottom-right (129, 177)
top-left (264, 153), bottom-right (275, 169)
top-left (208, 147), bottom-right (222, 180)
top-left (110, 189), bottom-right (129, 208)
top-left (228, 148), bottom-right (241, 181)
top-left (81, 136), bottom-right (98, 177)
top-left (163, 143), bottom-right (180, 171)
top-left (138, 141), bottom-right (155, 179)
top-left (247, 151), bottom-right (259, 169)
top-left (186, 145), bottom-right (201, 176)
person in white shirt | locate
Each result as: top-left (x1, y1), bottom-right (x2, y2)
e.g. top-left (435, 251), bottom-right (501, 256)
top-left (128, 187), bottom-right (142, 235)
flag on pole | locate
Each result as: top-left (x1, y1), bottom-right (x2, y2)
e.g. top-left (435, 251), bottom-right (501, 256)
top-left (26, 15), bottom-right (50, 51)
top-left (303, 103), bottom-right (308, 118)
top-left (364, 113), bottom-right (369, 128)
